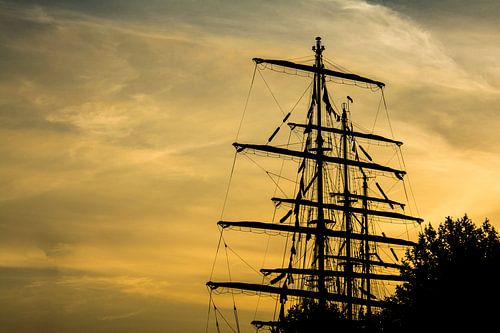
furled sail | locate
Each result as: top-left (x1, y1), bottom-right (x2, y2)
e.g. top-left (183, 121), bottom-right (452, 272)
top-left (207, 37), bottom-right (422, 331)
top-left (253, 58), bottom-right (385, 88)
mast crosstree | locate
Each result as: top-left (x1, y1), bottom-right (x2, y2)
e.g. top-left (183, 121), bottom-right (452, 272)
top-left (207, 37), bottom-right (422, 331)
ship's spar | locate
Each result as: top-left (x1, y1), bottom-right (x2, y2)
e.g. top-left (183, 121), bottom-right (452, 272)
top-left (207, 37), bottom-right (422, 331)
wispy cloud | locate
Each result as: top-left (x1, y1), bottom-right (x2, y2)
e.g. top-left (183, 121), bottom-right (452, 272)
top-left (1, 1), bottom-right (499, 332)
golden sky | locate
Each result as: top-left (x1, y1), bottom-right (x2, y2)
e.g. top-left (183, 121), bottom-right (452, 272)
top-left (1, 0), bottom-right (500, 332)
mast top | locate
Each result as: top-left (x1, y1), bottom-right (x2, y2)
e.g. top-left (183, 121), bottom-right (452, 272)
top-left (254, 36), bottom-right (385, 88)
top-left (313, 36), bottom-right (325, 57)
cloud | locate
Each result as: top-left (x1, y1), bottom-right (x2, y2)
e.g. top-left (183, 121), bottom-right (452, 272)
top-left (1, 1), bottom-right (500, 332)
top-left (0, 266), bottom-right (209, 333)
top-left (100, 310), bottom-right (142, 321)
top-left (367, 0), bottom-right (500, 22)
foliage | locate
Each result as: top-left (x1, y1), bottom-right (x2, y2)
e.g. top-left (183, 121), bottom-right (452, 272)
top-left (280, 298), bottom-right (380, 332)
top-left (277, 299), bottom-right (370, 332)
top-left (378, 215), bottom-right (500, 332)
top-left (279, 216), bottom-right (499, 332)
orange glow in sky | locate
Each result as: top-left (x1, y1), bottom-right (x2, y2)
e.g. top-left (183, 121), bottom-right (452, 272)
top-left (1, 1), bottom-right (500, 332)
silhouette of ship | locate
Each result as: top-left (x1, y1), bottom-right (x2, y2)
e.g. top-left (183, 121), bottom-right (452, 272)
top-left (207, 37), bottom-right (423, 332)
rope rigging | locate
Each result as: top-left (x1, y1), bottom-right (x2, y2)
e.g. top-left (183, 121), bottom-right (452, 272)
top-left (207, 39), bottom-right (423, 332)
top-left (235, 64), bottom-right (257, 141)
top-left (223, 238), bottom-right (241, 333)
top-left (256, 62), bottom-right (383, 91)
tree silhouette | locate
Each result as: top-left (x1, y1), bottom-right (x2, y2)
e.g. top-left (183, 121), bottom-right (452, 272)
top-left (280, 298), bottom-right (370, 333)
top-left (280, 215), bottom-right (499, 332)
top-left (378, 215), bottom-right (500, 332)
top-left (280, 299), bottom-right (342, 333)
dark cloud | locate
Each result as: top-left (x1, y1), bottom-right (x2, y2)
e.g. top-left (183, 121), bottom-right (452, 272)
top-left (0, 104), bottom-right (74, 132)
top-left (367, 0), bottom-right (500, 22)
top-left (1, 0), bottom-right (139, 19)
top-left (0, 266), bottom-right (209, 333)
top-left (1, 0), bottom-right (295, 28)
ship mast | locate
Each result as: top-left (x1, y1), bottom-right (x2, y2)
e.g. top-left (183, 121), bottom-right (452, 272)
top-left (341, 102), bottom-right (353, 320)
top-left (206, 37), bottom-right (424, 331)
top-left (363, 174), bottom-right (372, 317)
top-left (313, 36), bottom-right (327, 311)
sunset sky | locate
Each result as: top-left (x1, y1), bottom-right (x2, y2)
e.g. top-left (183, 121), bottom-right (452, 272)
top-left (1, 1), bottom-right (500, 332)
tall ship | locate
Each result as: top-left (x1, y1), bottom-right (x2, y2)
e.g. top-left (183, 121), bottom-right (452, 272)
top-left (206, 37), bottom-right (422, 332)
